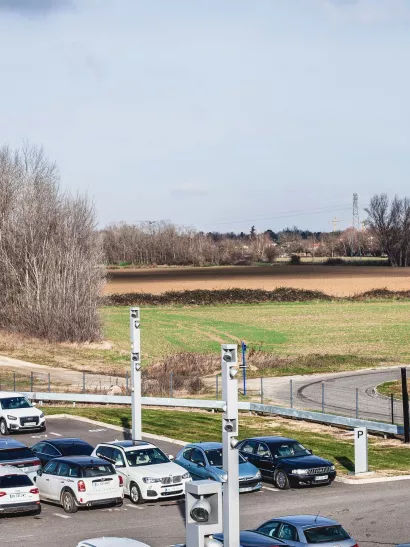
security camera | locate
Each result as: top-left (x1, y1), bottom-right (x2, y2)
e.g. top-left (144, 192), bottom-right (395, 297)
top-left (222, 352), bottom-right (232, 363)
top-left (190, 497), bottom-right (211, 523)
top-left (130, 308), bottom-right (139, 319)
top-left (131, 353), bottom-right (140, 362)
top-left (224, 422), bottom-right (234, 433)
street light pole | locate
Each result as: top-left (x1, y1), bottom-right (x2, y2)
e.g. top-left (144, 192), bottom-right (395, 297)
top-left (221, 344), bottom-right (240, 547)
top-left (130, 307), bottom-right (142, 441)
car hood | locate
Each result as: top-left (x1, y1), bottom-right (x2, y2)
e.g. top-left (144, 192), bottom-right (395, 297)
top-left (278, 455), bottom-right (332, 468)
top-left (210, 461), bottom-right (259, 480)
top-left (128, 461), bottom-right (187, 478)
top-left (214, 531), bottom-right (287, 546)
top-left (3, 407), bottom-right (42, 418)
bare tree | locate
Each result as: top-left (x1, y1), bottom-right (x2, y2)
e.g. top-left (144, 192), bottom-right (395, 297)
top-left (0, 144), bottom-right (104, 342)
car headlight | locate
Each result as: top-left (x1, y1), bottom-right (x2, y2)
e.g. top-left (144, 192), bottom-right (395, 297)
top-left (182, 472), bottom-right (191, 480)
top-left (330, 465), bottom-right (335, 471)
top-left (291, 469), bottom-right (307, 475)
top-left (255, 470), bottom-right (262, 479)
top-left (7, 415), bottom-right (17, 421)
top-left (142, 477), bottom-right (162, 483)
top-left (39, 413), bottom-right (44, 418)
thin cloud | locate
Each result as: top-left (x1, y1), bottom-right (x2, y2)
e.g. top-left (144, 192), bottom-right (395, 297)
top-left (170, 184), bottom-right (208, 198)
top-left (324, 0), bottom-right (410, 23)
top-left (0, 0), bottom-right (74, 16)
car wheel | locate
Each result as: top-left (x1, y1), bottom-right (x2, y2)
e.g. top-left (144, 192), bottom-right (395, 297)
top-left (274, 469), bottom-right (290, 490)
top-left (129, 483), bottom-right (144, 505)
top-left (0, 419), bottom-right (8, 436)
top-left (61, 490), bottom-right (78, 513)
top-left (33, 505), bottom-right (42, 516)
top-left (116, 499), bottom-right (124, 508)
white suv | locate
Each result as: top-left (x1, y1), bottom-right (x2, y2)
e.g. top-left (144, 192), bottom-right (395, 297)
top-left (0, 465), bottom-right (41, 516)
top-left (35, 456), bottom-right (124, 513)
top-left (93, 440), bottom-right (191, 504)
top-left (0, 392), bottom-right (46, 435)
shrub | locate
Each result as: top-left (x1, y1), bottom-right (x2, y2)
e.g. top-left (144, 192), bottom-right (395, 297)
top-left (289, 254), bottom-right (301, 265)
top-left (325, 258), bottom-right (344, 265)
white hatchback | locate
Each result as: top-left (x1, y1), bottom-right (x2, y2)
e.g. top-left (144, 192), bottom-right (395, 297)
top-left (0, 465), bottom-right (41, 516)
top-left (36, 456), bottom-right (124, 513)
top-left (0, 392), bottom-right (46, 435)
top-left (92, 440), bottom-right (191, 504)
top-left (76, 539), bottom-right (150, 547)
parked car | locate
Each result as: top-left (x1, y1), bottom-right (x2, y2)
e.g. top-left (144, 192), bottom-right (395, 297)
top-left (254, 515), bottom-right (358, 546)
top-left (92, 440), bottom-right (191, 504)
top-left (237, 436), bottom-right (336, 489)
top-left (173, 532), bottom-right (289, 547)
top-left (0, 438), bottom-right (41, 480)
top-left (76, 539), bottom-right (150, 547)
top-left (35, 456), bottom-right (123, 513)
top-left (31, 438), bottom-right (94, 466)
top-left (0, 392), bottom-right (46, 435)
top-left (175, 442), bottom-right (262, 493)
top-left (0, 465), bottom-right (41, 516)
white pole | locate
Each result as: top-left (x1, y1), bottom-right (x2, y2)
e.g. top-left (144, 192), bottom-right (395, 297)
top-left (130, 307), bottom-right (142, 441)
top-left (221, 344), bottom-right (240, 547)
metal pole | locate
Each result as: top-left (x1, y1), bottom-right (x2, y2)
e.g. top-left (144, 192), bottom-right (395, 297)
top-left (401, 368), bottom-right (410, 443)
top-left (30, 372), bottom-right (33, 392)
top-left (13, 372), bottom-right (16, 391)
top-left (83, 372), bottom-right (86, 394)
top-left (48, 373), bottom-right (51, 392)
top-left (391, 393), bottom-right (394, 425)
top-left (126, 371), bottom-right (129, 394)
top-left (130, 307), bottom-right (142, 441)
top-left (321, 382), bottom-right (325, 413)
top-left (170, 372), bottom-right (173, 398)
top-left (260, 377), bottom-right (264, 404)
top-left (290, 379), bottom-right (293, 408)
top-left (221, 344), bottom-right (240, 547)
top-left (356, 388), bottom-right (359, 419)
top-left (216, 375), bottom-right (219, 400)
top-left (241, 341), bottom-right (247, 396)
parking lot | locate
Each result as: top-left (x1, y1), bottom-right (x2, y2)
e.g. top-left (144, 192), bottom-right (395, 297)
top-left (1, 415), bottom-right (410, 546)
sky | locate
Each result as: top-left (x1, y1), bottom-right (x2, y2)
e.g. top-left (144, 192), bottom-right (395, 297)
top-left (0, 0), bottom-right (409, 234)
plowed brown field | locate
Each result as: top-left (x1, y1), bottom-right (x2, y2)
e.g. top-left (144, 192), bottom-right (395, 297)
top-left (105, 265), bottom-right (410, 297)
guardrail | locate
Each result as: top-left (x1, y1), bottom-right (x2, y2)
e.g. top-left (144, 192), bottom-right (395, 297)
top-left (22, 391), bottom-right (404, 436)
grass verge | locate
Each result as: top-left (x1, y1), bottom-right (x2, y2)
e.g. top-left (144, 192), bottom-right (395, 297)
top-left (377, 380), bottom-right (410, 399)
top-left (44, 406), bottom-right (410, 476)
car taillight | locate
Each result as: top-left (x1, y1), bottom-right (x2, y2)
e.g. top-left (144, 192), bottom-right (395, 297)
top-left (30, 488), bottom-right (39, 494)
top-left (118, 475), bottom-right (123, 486)
top-left (32, 459), bottom-right (41, 467)
top-left (352, 544), bottom-right (359, 547)
top-left (0, 492), bottom-right (6, 497)
top-left (77, 480), bottom-right (86, 492)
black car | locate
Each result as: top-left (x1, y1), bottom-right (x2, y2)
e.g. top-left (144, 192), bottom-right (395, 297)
top-left (237, 436), bottom-right (336, 490)
top-left (31, 438), bottom-right (94, 467)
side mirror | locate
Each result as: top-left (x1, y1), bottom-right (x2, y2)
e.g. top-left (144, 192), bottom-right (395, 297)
top-left (37, 469), bottom-right (42, 477)
top-left (115, 462), bottom-right (125, 468)
top-left (308, 449), bottom-right (313, 455)
top-left (197, 461), bottom-right (205, 468)
top-left (168, 454), bottom-right (175, 461)
top-left (32, 402), bottom-right (37, 407)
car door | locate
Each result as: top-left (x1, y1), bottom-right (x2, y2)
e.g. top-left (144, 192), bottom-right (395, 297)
top-left (190, 448), bottom-right (207, 479)
top-left (37, 460), bottom-right (59, 498)
top-left (54, 462), bottom-right (72, 501)
top-left (238, 440), bottom-right (258, 467)
top-left (111, 447), bottom-right (127, 488)
top-left (31, 442), bottom-right (48, 466)
top-left (256, 520), bottom-right (282, 539)
top-left (274, 522), bottom-right (300, 547)
top-left (178, 448), bottom-right (193, 474)
top-left (253, 442), bottom-right (275, 480)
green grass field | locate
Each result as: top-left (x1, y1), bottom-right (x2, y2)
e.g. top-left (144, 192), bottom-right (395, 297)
top-left (103, 301), bottom-right (410, 365)
top-left (44, 406), bottom-right (410, 475)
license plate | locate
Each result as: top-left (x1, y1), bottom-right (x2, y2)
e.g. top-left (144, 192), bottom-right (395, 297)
top-left (240, 486), bottom-right (254, 492)
top-left (94, 482), bottom-right (113, 491)
top-left (315, 475), bottom-right (328, 481)
top-left (24, 422), bottom-right (36, 426)
top-left (10, 493), bottom-right (27, 499)
top-left (163, 486), bottom-right (180, 493)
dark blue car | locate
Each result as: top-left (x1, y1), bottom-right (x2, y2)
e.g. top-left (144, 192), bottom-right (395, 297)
top-left (31, 438), bottom-right (94, 467)
top-left (237, 436), bottom-right (336, 490)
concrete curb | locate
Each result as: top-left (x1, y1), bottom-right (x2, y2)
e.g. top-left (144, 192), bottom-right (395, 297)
top-left (335, 474), bottom-right (410, 485)
top-left (46, 413), bottom-right (187, 447)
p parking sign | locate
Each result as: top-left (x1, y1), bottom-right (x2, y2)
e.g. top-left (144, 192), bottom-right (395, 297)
top-left (354, 426), bottom-right (368, 474)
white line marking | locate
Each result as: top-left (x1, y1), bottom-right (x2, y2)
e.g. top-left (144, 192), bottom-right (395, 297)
top-left (262, 486), bottom-right (279, 491)
top-left (31, 435), bottom-right (48, 438)
top-left (50, 432), bottom-right (62, 436)
top-left (89, 428), bottom-right (106, 432)
top-left (126, 503), bottom-right (144, 509)
top-left (54, 513), bottom-right (71, 518)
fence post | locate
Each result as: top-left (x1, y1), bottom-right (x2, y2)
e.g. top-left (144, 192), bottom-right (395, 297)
top-left (356, 388), bottom-right (359, 419)
top-left (30, 372), bottom-right (33, 392)
top-left (391, 393), bottom-right (394, 425)
top-left (321, 382), bottom-right (325, 413)
top-left (401, 367), bottom-right (410, 443)
top-left (48, 373), bottom-right (51, 392)
top-left (216, 375), bottom-right (219, 400)
top-left (260, 377), bottom-right (264, 404)
top-left (290, 379), bottom-right (293, 409)
top-left (13, 372), bottom-right (16, 391)
top-left (170, 372), bottom-right (173, 398)
top-left (83, 372), bottom-right (86, 394)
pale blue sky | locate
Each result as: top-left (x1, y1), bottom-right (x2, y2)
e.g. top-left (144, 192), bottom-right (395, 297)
top-left (0, 0), bottom-right (409, 233)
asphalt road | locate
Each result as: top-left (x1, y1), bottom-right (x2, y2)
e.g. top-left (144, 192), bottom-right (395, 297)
top-left (1, 416), bottom-right (410, 547)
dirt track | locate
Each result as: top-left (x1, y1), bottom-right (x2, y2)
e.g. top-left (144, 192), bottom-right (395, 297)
top-left (105, 265), bottom-right (410, 297)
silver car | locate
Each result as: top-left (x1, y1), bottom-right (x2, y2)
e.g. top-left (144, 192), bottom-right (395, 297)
top-left (254, 515), bottom-right (358, 546)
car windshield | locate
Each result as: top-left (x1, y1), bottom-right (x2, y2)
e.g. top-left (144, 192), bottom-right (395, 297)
top-left (0, 448), bottom-right (35, 462)
top-left (0, 474), bottom-right (33, 488)
top-left (60, 444), bottom-right (93, 456)
top-left (82, 464), bottom-right (115, 477)
top-left (125, 447), bottom-right (169, 467)
top-left (304, 525), bottom-right (350, 543)
top-left (0, 397), bottom-right (32, 410)
top-left (271, 442), bottom-right (310, 458)
top-left (205, 448), bottom-right (246, 467)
